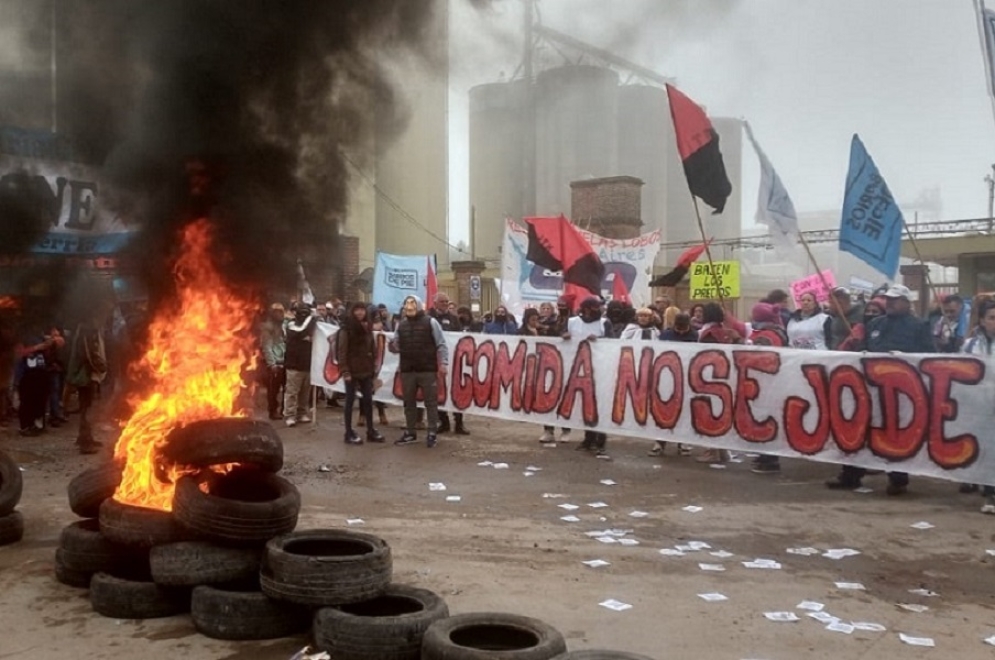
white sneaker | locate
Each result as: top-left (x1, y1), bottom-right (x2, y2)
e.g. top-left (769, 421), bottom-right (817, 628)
top-left (285, 418), bottom-right (297, 427)
top-left (298, 415), bottom-right (312, 424)
top-left (559, 429), bottom-right (571, 442)
top-left (982, 497), bottom-right (995, 514)
top-left (646, 444), bottom-right (663, 457)
top-left (538, 430), bottom-right (555, 443)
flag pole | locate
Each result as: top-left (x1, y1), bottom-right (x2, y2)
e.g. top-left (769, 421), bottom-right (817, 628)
top-left (796, 232), bottom-right (851, 333)
top-left (690, 196), bottom-right (726, 307)
top-left (901, 221), bottom-right (942, 310)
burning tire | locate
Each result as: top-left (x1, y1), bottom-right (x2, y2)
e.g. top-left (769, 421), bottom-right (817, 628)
top-left (260, 529), bottom-right (392, 606)
top-left (313, 584), bottom-right (449, 660)
top-left (190, 584), bottom-right (309, 640)
top-left (98, 498), bottom-right (187, 548)
top-left (54, 549), bottom-right (93, 588)
top-left (90, 572), bottom-right (190, 619)
top-left (161, 418), bottom-right (284, 473)
top-left (421, 613), bottom-right (567, 660)
top-left (0, 449), bottom-right (23, 516)
top-left (172, 471), bottom-right (300, 546)
top-left (57, 519), bottom-right (150, 577)
top-left (551, 652), bottom-right (658, 660)
top-left (0, 510), bottom-right (24, 546)
top-left (151, 541), bottom-right (262, 587)
top-left (68, 463), bottom-right (122, 519)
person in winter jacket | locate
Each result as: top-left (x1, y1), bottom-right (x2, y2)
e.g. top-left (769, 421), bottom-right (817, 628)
top-left (283, 302), bottom-right (315, 427)
top-left (660, 313), bottom-right (698, 342)
top-left (565, 297), bottom-right (611, 457)
top-left (748, 302), bottom-right (789, 474)
top-left (389, 295), bottom-right (448, 448)
top-left (826, 287), bottom-right (864, 350)
top-left (786, 292), bottom-right (830, 350)
top-left (960, 299), bottom-right (995, 512)
top-left (834, 297), bottom-right (886, 352)
top-left (932, 294), bottom-right (966, 353)
top-left (338, 302), bottom-right (385, 445)
top-left (620, 308), bottom-right (660, 340)
top-left (260, 302), bottom-right (287, 420)
top-left (697, 303), bottom-right (746, 345)
top-left (484, 306), bottom-right (518, 335)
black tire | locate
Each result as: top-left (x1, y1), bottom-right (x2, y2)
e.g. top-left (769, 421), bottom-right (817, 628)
top-left (0, 449), bottom-right (23, 516)
top-left (0, 510), bottom-right (24, 546)
top-left (89, 572), bottom-right (190, 619)
top-left (550, 652), bottom-right (657, 660)
top-left (161, 418), bottom-right (284, 473)
top-left (422, 613), bottom-right (567, 660)
top-left (151, 542), bottom-right (262, 587)
top-left (260, 529), bottom-right (392, 606)
top-left (172, 471), bottom-right (300, 546)
top-left (57, 519), bottom-right (150, 577)
top-left (98, 498), bottom-right (187, 548)
top-left (54, 549), bottom-right (93, 588)
top-left (68, 463), bottom-right (122, 518)
top-left (313, 584), bottom-right (450, 660)
top-left (191, 584), bottom-right (309, 640)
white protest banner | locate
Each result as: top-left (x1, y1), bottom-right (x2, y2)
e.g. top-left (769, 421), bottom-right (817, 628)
top-left (501, 218), bottom-right (661, 316)
top-left (790, 270), bottom-right (837, 305)
top-left (0, 127), bottom-right (135, 254)
top-left (312, 321), bottom-right (994, 484)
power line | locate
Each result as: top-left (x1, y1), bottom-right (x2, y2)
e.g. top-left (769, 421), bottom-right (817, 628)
top-left (340, 151), bottom-right (471, 258)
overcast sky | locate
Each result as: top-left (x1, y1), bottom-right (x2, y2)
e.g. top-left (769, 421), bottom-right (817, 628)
top-left (448, 0), bottom-right (995, 244)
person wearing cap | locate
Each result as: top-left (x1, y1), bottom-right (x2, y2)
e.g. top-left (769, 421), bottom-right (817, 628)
top-left (565, 297), bottom-right (612, 457)
top-left (260, 302), bottom-right (288, 421)
top-left (826, 287), bottom-right (864, 350)
top-left (842, 284), bottom-right (932, 496)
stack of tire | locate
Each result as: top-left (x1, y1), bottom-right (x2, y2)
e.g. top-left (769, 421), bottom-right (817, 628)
top-left (0, 449), bottom-right (24, 546)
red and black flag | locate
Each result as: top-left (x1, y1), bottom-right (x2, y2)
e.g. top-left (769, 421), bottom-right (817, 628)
top-left (648, 239), bottom-right (711, 287)
top-left (524, 215), bottom-right (604, 296)
top-left (666, 84), bottom-right (732, 214)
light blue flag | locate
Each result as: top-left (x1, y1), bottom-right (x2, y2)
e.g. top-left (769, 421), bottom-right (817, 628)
top-left (839, 135), bottom-right (904, 279)
top-left (372, 251), bottom-right (431, 314)
top-left (743, 121), bottom-right (800, 249)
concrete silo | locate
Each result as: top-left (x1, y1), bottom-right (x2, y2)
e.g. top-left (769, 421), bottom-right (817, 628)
top-left (617, 84), bottom-right (669, 237)
top-left (535, 65), bottom-right (619, 219)
top-left (468, 80), bottom-right (527, 262)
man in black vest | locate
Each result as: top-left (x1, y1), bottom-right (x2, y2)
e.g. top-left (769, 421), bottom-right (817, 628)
top-left (283, 302), bottom-right (315, 427)
top-left (390, 295), bottom-right (448, 448)
top-left (428, 292), bottom-right (469, 435)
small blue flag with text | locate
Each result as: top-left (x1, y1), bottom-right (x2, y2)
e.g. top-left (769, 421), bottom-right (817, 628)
top-left (839, 135), bottom-right (904, 279)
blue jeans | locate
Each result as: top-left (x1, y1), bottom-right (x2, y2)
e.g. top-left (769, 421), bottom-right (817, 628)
top-left (48, 371), bottom-right (65, 420)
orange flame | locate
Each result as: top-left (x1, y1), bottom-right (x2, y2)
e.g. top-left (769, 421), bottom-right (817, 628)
top-left (112, 219), bottom-right (257, 511)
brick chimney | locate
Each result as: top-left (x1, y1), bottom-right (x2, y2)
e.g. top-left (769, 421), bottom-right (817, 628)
top-left (570, 175), bottom-right (644, 239)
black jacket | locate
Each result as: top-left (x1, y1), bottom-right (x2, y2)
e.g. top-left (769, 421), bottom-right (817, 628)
top-left (865, 313), bottom-right (933, 353)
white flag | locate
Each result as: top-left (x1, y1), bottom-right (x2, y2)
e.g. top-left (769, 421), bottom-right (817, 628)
top-left (973, 0), bottom-right (995, 124)
top-left (743, 121), bottom-right (800, 249)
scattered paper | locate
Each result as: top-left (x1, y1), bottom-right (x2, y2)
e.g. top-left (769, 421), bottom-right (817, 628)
top-left (523, 471), bottom-right (536, 477)
top-left (826, 622), bottom-right (855, 634)
top-left (558, 503), bottom-right (580, 511)
top-left (709, 464), bottom-right (727, 469)
top-left (318, 465), bottom-right (331, 473)
top-left (984, 634), bottom-right (995, 646)
top-left (835, 582), bottom-right (866, 590)
top-left (698, 563), bottom-right (726, 572)
top-left (596, 454), bottom-right (612, 461)
top-left (823, 548), bottom-right (861, 560)
top-left (910, 521), bottom-right (935, 530)
top-left (659, 548), bottom-right (684, 557)
top-left (445, 495), bottom-right (462, 502)
top-left (908, 589), bottom-right (938, 597)
top-left (787, 547), bottom-right (820, 556)
top-left (698, 593), bottom-right (728, 602)
top-left (764, 612), bottom-right (800, 622)
top-left (687, 541), bottom-right (712, 550)
top-left (617, 538), bottom-right (640, 546)
top-left (526, 466), bottom-right (542, 471)
top-left (629, 511), bottom-right (649, 518)
top-left (606, 529), bottom-right (633, 536)
top-left (599, 599), bottom-right (632, 612)
top-left (675, 544), bottom-right (694, 552)
top-left (987, 549), bottom-right (995, 556)
top-left (743, 559), bottom-right (782, 570)
top-left (582, 559), bottom-right (610, 568)
top-left (288, 646), bottom-right (331, 660)
top-left (542, 493), bottom-right (566, 499)
top-left (346, 518), bottom-right (365, 525)
top-left (587, 502), bottom-right (609, 508)
top-left (586, 530), bottom-right (610, 537)
top-left (854, 486), bottom-right (874, 494)
top-left (710, 550), bottom-right (734, 558)
top-left (808, 612), bottom-right (840, 624)
top-left (560, 515), bottom-right (581, 523)
top-left (596, 537), bottom-right (618, 544)
top-left (897, 603), bottom-right (929, 613)
top-left (600, 479), bottom-right (617, 486)
top-left (852, 622), bottom-right (887, 632)
top-left (492, 462), bottom-right (509, 470)
top-left (477, 461), bottom-right (493, 467)
top-left (898, 633), bottom-right (935, 647)
top-left (682, 505), bottom-right (703, 513)
top-left (796, 601), bottom-right (825, 612)
top-left (429, 482), bottom-right (446, 491)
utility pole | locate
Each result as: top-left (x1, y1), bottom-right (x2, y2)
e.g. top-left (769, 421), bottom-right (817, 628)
top-left (986, 163), bottom-right (995, 232)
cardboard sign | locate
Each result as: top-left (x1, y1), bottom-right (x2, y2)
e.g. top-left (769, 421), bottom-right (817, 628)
top-left (689, 261), bottom-right (740, 300)
top-left (790, 270), bottom-right (837, 305)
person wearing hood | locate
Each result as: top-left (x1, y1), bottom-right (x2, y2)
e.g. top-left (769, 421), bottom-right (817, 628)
top-left (620, 308), bottom-right (660, 341)
top-left (389, 295), bottom-right (448, 448)
top-left (338, 302), bottom-right (385, 445)
top-left (283, 302), bottom-right (316, 427)
top-left (484, 306), bottom-right (518, 335)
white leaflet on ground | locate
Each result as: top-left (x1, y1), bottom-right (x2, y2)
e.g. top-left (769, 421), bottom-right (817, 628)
top-left (560, 515), bottom-right (581, 522)
top-left (596, 536), bottom-right (618, 544)
top-left (743, 559), bottom-right (782, 570)
top-left (826, 622), bottom-right (855, 634)
top-left (910, 521), bottom-right (935, 530)
top-left (854, 487), bottom-right (873, 494)
top-left (587, 502), bottom-right (609, 508)
top-left (606, 529), bottom-right (633, 536)
top-left (786, 547), bottom-right (820, 556)
top-left (897, 603), bottom-right (929, 613)
top-left (764, 612), bottom-right (799, 622)
top-left (710, 550), bottom-right (734, 558)
top-left (682, 505), bottom-right (703, 513)
top-left (908, 588), bottom-right (938, 597)
top-left (586, 530), bottom-right (610, 537)
top-left (835, 582), bottom-right (865, 590)
top-left (525, 466), bottom-right (542, 471)
top-left (599, 599), bottom-right (632, 611)
top-left (492, 463), bottom-right (509, 469)
top-left (898, 633), bottom-right (935, 647)
top-left (698, 593), bottom-right (728, 602)
top-left (558, 503), bottom-right (579, 510)
top-left (984, 634), bottom-right (995, 646)
top-left (687, 541), bottom-right (712, 550)
top-left (822, 548), bottom-right (861, 560)
top-left (582, 559), bottom-right (610, 568)
top-left (617, 538), bottom-right (639, 546)
top-left (346, 518), bottom-right (365, 525)
top-left (796, 601), bottom-right (824, 612)
top-left (600, 479), bottom-right (617, 486)
top-left (445, 495), bottom-right (461, 502)
top-left (428, 482), bottom-right (446, 491)
top-left (808, 611), bottom-right (840, 624)
top-left (675, 544), bottom-right (694, 552)
top-left (542, 493), bottom-right (566, 499)
top-left (523, 471), bottom-right (536, 477)
top-left (986, 549), bottom-right (995, 556)
top-left (659, 548), bottom-right (684, 556)
top-left (477, 461), bottom-right (493, 467)
top-left (709, 464), bottom-right (727, 469)
top-left (629, 511), bottom-right (649, 518)
top-left (852, 622), bottom-right (887, 632)
top-left (698, 563), bottom-right (726, 572)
